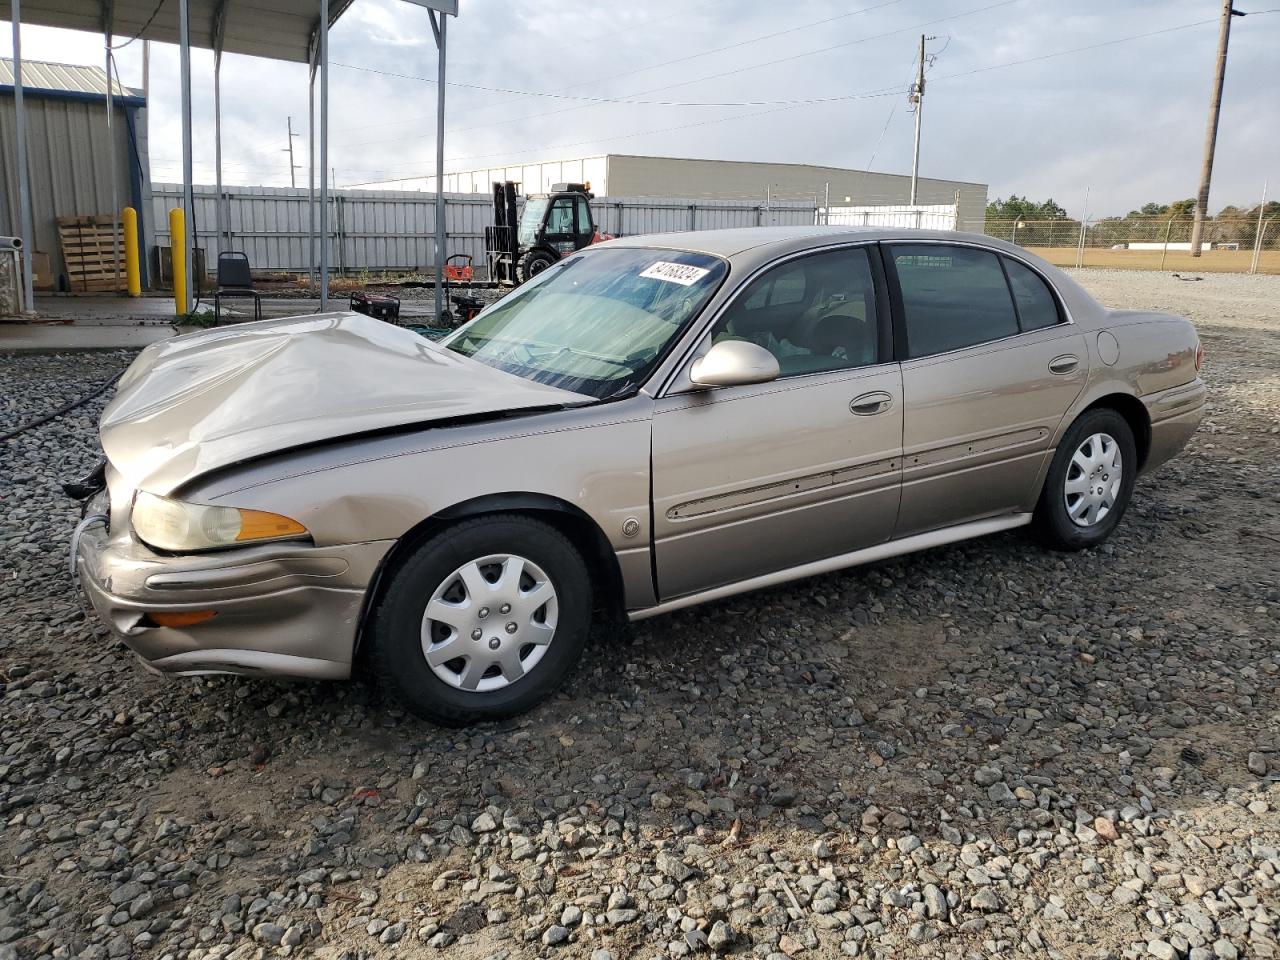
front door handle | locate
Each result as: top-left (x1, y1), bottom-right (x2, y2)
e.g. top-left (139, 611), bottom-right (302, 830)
top-left (850, 391), bottom-right (893, 416)
top-left (1048, 355), bottom-right (1079, 375)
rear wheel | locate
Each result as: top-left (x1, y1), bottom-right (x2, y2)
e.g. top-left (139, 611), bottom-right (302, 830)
top-left (1033, 408), bottom-right (1137, 550)
top-left (369, 515), bottom-right (592, 725)
top-left (517, 249), bottom-right (556, 283)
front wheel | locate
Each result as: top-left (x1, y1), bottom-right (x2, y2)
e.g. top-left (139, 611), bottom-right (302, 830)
top-left (517, 249), bottom-right (556, 283)
top-left (369, 515), bottom-right (592, 725)
top-left (1033, 408), bottom-right (1137, 551)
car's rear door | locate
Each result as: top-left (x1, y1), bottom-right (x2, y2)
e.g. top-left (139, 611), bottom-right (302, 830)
top-left (650, 244), bottom-right (903, 601)
top-left (883, 242), bottom-right (1089, 537)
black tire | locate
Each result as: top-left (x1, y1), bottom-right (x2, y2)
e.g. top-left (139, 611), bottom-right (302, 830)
top-left (369, 515), bottom-right (592, 726)
top-left (1033, 407), bottom-right (1137, 551)
top-left (517, 249), bottom-right (556, 283)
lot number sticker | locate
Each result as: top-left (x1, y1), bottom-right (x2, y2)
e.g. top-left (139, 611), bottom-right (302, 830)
top-left (639, 261), bottom-right (711, 286)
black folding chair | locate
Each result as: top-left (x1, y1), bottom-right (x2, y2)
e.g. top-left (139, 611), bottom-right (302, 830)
top-left (214, 251), bottom-right (262, 323)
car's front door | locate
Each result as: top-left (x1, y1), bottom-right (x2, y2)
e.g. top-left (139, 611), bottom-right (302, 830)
top-left (884, 243), bottom-right (1089, 537)
top-left (651, 245), bottom-right (903, 601)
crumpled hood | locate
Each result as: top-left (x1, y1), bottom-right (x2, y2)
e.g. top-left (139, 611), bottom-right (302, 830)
top-left (101, 312), bottom-right (589, 493)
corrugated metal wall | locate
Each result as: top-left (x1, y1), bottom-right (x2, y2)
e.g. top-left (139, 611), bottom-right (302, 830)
top-left (591, 196), bottom-right (816, 236)
top-left (0, 93), bottom-right (137, 284)
top-left (605, 155), bottom-right (988, 230)
top-left (151, 185), bottom-right (818, 275)
top-left (151, 184), bottom-right (494, 273)
top-left (408, 155), bottom-right (988, 231)
top-left (427, 157), bottom-right (609, 196)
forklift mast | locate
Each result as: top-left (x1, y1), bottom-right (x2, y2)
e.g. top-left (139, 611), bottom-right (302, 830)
top-left (484, 181), bottom-right (521, 286)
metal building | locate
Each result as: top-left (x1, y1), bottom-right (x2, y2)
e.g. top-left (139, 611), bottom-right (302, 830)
top-left (0, 58), bottom-right (149, 290)
top-left (424, 153), bottom-right (989, 230)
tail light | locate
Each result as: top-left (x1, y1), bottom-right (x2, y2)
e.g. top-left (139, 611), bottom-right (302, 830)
top-left (1195, 341), bottom-right (1204, 372)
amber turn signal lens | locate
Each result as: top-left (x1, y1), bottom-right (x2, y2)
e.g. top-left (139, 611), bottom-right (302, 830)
top-left (234, 509), bottom-right (308, 542)
top-left (146, 610), bottom-right (218, 628)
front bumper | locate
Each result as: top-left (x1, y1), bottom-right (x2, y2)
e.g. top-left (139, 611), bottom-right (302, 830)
top-left (73, 519), bottom-right (393, 680)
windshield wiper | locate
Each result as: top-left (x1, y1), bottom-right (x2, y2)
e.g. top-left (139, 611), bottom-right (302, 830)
top-left (526, 345), bottom-right (633, 370)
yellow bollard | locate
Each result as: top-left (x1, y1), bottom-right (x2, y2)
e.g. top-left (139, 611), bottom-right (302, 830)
top-left (169, 207), bottom-right (188, 316)
top-left (122, 207), bottom-right (141, 297)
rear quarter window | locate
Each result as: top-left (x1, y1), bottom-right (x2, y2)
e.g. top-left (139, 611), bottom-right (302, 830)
top-left (890, 245), bottom-right (1019, 358)
top-left (1004, 258), bottom-right (1062, 331)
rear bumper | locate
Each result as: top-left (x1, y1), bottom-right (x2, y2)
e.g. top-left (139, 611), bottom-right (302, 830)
top-left (1142, 378), bottom-right (1206, 474)
top-left (73, 521), bottom-right (393, 680)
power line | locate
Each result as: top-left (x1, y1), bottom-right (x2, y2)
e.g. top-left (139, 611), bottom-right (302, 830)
top-left (337, 0), bottom-right (1021, 151)
top-left (330, 0), bottom-right (908, 134)
top-left (330, 64), bottom-right (903, 110)
top-left (340, 14), bottom-right (1227, 188)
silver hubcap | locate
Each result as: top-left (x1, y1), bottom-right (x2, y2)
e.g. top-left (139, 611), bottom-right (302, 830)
top-left (421, 554), bottom-right (558, 692)
top-left (1064, 432), bottom-right (1122, 527)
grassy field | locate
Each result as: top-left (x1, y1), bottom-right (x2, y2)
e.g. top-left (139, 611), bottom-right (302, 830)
top-left (1026, 246), bottom-right (1280, 275)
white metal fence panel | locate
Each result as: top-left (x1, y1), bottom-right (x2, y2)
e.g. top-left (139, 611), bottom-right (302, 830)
top-left (821, 203), bottom-right (958, 230)
top-left (152, 184), bottom-right (493, 274)
top-left (151, 185), bottom-right (819, 276)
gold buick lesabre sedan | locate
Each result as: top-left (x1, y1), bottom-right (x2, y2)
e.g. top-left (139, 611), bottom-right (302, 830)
top-left (71, 227), bottom-right (1205, 725)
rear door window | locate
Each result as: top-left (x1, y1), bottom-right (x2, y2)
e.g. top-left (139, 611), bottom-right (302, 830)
top-left (1003, 258), bottom-right (1062, 331)
top-left (889, 245), bottom-right (1019, 358)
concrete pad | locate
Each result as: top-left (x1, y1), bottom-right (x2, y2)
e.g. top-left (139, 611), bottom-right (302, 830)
top-left (0, 323), bottom-right (179, 353)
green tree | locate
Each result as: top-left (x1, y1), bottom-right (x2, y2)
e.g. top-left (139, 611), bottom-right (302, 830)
top-left (1127, 199), bottom-right (1195, 219)
top-left (986, 195), bottom-right (1069, 221)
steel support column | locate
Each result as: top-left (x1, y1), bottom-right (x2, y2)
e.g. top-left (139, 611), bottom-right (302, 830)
top-left (103, 1), bottom-right (121, 291)
top-left (431, 10), bottom-right (446, 323)
top-left (213, 1), bottom-right (227, 258)
top-left (308, 53), bottom-right (316, 288)
top-left (10, 0), bottom-right (36, 310)
top-left (178, 0), bottom-right (195, 310)
top-left (318, 0), bottom-right (329, 309)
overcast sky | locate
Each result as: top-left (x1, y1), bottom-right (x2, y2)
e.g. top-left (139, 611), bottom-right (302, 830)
top-left (3, 0), bottom-right (1277, 217)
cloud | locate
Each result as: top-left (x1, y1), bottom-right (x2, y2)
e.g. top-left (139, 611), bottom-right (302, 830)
top-left (3, 0), bottom-right (1276, 215)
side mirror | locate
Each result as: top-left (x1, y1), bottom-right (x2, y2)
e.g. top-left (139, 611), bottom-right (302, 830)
top-left (689, 339), bottom-right (780, 388)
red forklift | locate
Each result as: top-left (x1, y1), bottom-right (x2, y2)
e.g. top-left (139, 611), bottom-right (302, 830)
top-left (485, 181), bottom-right (613, 286)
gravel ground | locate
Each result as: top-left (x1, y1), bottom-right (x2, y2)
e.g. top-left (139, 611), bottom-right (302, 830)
top-left (1, 269), bottom-right (1277, 960)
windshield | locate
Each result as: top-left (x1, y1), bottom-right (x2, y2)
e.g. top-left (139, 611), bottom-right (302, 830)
top-left (517, 197), bottom-right (549, 247)
top-left (442, 247), bottom-right (728, 400)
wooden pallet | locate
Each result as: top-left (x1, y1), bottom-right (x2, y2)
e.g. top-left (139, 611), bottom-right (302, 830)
top-left (58, 215), bottom-right (125, 292)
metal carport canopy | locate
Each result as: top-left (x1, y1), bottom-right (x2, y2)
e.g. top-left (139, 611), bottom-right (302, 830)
top-left (8, 0), bottom-right (359, 313)
top-left (14, 0), bottom-right (354, 63)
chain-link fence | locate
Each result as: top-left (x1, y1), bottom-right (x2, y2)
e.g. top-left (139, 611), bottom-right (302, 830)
top-left (983, 217), bottom-right (1278, 274)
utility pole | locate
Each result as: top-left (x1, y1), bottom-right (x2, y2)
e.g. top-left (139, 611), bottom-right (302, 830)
top-left (908, 34), bottom-right (926, 206)
top-left (284, 116), bottom-right (300, 188)
top-left (1190, 0), bottom-right (1244, 256)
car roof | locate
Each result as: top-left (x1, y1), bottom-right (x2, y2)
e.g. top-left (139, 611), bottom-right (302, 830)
top-left (603, 225), bottom-right (1006, 259)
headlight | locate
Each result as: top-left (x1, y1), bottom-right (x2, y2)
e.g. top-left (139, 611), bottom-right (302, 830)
top-left (132, 492), bottom-right (308, 552)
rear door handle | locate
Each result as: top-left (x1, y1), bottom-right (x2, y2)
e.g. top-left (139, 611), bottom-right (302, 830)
top-left (1049, 355), bottom-right (1079, 375)
top-left (850, 391), bottom-right (893, 416)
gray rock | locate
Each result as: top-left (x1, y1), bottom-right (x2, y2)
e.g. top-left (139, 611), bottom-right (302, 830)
top-left (253, 922), bottom-right (287, 946)
top-left (708, 920), bottom-right (735, 950)
top-left (971, 889), bottom-right (1001, 912)
top-left (542, 925), bottom-right (569, 946)
top-left (109, 881), bottom-right (146, 906)
top-left (922, 883), bottom-right (948, 919)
